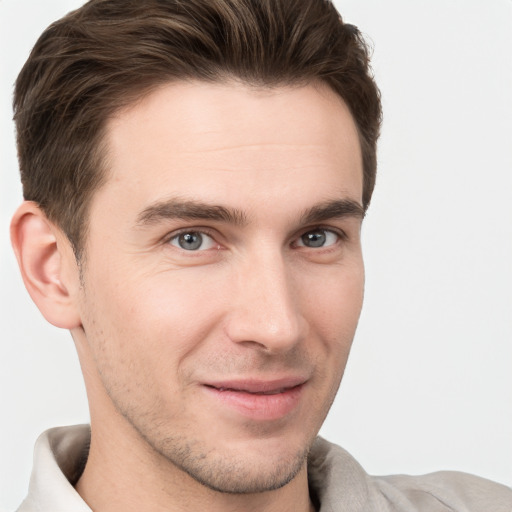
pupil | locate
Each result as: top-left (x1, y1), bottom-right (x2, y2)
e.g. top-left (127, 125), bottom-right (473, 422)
top-left (303, 230), bottom-right (325, 248)
top-left (179, 232), bottom-right (202, 250)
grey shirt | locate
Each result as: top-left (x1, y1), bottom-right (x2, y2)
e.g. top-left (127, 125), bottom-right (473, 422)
top-left (17, 425), bottom-right (512, 511)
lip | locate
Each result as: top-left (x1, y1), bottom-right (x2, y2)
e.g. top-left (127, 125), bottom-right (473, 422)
top-left (202, 377), bottom-right (307, 421)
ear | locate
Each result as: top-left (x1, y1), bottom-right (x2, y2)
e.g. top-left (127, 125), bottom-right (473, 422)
top-left (10, 201), bottom-right (82, 329)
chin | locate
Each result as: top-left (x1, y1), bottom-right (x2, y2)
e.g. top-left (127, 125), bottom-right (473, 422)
top-left (177, 441), bottom-right (309, 494)
top-left (154, 429), bottom-right (312, 494)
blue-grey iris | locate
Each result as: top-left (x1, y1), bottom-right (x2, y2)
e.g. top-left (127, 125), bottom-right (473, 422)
top-left (178, 232), bottom-right (203, 250)
top-left (301, 230), bottom-right (326, 248)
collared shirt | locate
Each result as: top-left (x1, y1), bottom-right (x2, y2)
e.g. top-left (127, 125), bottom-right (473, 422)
top-left (17, 425), bottom-right (512, 511)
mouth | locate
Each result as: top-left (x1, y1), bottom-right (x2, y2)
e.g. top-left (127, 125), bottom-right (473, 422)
top-left (209, 386), bottom-right (295, 395)
top-left (202, 378), bottom-right (307, 421)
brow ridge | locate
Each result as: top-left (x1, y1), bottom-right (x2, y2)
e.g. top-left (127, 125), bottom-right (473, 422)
top-left (300, 198), bottom-right (365, 225)
top-left (136, 196), bottom-right (363, 228)
top-left (136, 198), bottom-right (247, 226)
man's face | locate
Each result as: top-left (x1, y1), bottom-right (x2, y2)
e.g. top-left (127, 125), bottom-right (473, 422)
top-left (73, 81), bottom-right (364, 493)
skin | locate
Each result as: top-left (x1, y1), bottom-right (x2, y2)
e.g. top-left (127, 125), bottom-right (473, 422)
top-left (12, 81), bottom-right (365, 512)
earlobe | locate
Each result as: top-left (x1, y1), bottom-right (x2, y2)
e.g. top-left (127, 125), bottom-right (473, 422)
top-left (10, 201), bottom-right (82, 329)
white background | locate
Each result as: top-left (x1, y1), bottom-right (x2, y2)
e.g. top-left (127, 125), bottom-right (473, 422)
top-left (1, 0), bottom-right (511, 510)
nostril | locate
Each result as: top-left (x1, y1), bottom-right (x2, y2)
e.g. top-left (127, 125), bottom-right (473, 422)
top-left (237, 339), bottom-right (271, 351)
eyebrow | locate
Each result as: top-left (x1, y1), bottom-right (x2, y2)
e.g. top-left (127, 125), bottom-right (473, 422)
top-left (136, 197), bottom-right (364, 228)
top-left (300, 198), bottom-right (365, 224)
top-left (136, 198), bottom-right (248, 226)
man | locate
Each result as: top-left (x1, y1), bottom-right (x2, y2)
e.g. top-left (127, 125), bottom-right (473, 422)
top-left (5, 0), bottom-right (512, 511)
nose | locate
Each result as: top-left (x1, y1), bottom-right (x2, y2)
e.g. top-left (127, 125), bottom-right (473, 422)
top-left (224, 250), bottom-right (307, 353)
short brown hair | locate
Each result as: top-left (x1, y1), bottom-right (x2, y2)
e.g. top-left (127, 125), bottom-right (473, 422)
top-left (14, 0), bottom-right (382, 257)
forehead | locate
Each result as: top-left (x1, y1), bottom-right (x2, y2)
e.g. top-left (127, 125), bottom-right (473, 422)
top-left (95, 80), bottom-right (363, 222)
top-left (109, 80), bottom-right (358, 141)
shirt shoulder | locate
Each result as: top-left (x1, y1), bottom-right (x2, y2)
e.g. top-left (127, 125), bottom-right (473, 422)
top-left (376, 471), bottom-right (512, 512)
top-left (308, 437), bottom-right (512, 512)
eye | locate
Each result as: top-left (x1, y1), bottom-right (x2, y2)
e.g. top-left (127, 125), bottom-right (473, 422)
top-left (169, 231), bottom-right (217, 251)
top-left (296, 228), bottom-right (339, 248)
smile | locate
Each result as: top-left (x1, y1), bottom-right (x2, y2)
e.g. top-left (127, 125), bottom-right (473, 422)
top-left (203, 378), bottom-right (307, 421)
top-left (213, 386), bottom-right (291, 395)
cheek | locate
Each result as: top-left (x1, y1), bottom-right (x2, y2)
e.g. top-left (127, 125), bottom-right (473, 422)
top-left (77, 269), bottom-right (211, 417)
top-left (297, 260), bottom-right (364, 399)
top-left (80, 262), bottom-right (227, 370)
top-left (300, 261), bottom-right (364, 340)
